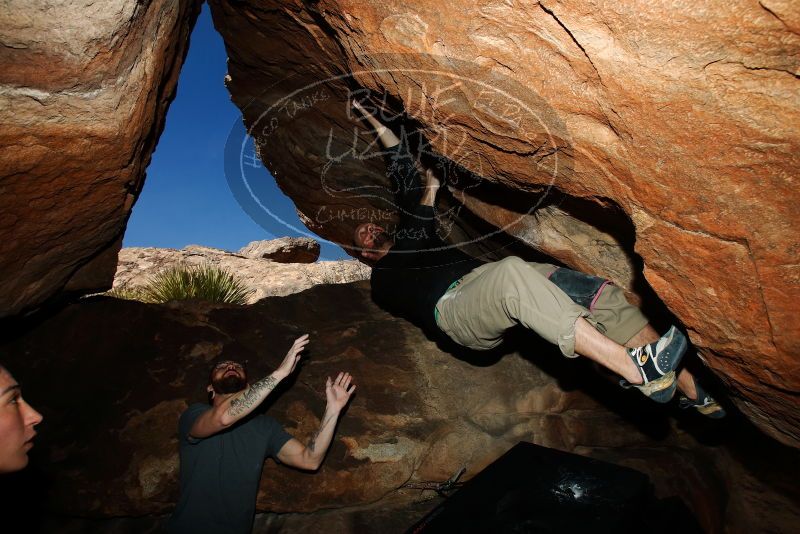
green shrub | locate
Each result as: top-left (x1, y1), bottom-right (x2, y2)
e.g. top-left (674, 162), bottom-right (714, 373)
top-left (141, 264), bottom-right (251, 304)
top-left (104, 265), bottom-right (251, 305)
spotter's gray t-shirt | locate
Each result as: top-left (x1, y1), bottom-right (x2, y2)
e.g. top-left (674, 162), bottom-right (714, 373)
top-left (167, 403), bottom-right (292, 534)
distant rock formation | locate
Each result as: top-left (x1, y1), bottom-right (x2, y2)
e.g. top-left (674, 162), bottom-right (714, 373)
top-left (239, 237), bottom-right (321, 263)
top-left (114, 242), bottom-right (369, 303)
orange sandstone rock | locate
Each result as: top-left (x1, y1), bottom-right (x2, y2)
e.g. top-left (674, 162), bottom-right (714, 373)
top-left (208, 0), bottom-right (800, 445)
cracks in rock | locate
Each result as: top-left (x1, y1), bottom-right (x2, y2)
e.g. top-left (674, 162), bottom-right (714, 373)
top-left (704, 57), bottom-right (799, 80)
top-left (535, 2), bottom-right (627, 140)
top-left (1, 41), bottom-right (28, 50)
top-left (479, 55), bottom-right (516, 74)
top-left (594, 101), bottom-right (625, 140)
top-left (702, 57), bottom-right (727, 70)
top-left (462, 127), bottom-right (567, 160)
top-left (734, 61), bottom-right (800, 80)
top-left (758, 1), bottom-right (800, 35)
top-left (537, 2), bottom-right (602, 84)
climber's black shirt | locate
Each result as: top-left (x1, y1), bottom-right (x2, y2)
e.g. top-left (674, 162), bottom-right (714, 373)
top-left (370, 145), bottom-right (484, 334)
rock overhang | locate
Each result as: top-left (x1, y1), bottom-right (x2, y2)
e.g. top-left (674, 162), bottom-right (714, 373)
top-left (0, 0), bottom-right (797, 449)
top-left (206, 0), bottom-right (800, 446)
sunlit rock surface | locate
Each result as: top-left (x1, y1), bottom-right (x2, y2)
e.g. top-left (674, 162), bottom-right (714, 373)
top-left (114, 243), bottom-right (369, 302)
top-left (2, 283), bottom-right (799, 532)
top-left (0, 0), bottom-right (202, 317)
top-left (208, 0), bottom-right (800, 446)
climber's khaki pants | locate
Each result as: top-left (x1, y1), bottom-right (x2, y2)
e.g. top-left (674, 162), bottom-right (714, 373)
top-left (434, 257), bottom-right (648, 357)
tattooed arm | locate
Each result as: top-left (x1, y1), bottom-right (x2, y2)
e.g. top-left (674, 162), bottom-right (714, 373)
top-left (277, 372), bottom-right (356, 470)
top-left (189, 335), bottom-right (309, 439)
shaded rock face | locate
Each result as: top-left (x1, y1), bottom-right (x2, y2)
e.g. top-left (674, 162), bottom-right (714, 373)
top-left (239, 237), bottom-right (321, 263)
top-left (114, 245), bottom-right (370, 302)
top-left (2, 283), bottom-right (799, 532)
top-left (0, 0), bottom-right (202, 317)
top-left (208, 1), bottom-right (800, 446)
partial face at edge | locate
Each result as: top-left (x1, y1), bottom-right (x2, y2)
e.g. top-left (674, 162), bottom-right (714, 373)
top-left (0, 368), bottom-right (43, 474)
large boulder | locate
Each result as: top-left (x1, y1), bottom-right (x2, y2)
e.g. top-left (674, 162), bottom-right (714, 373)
top-left (0, 0), bottom-right (202, 317)
top-left (207, 0), bottom-right (800, 446)
top-left (1, 282), bottom-right (799, 532)
top-left (239, 237), bottom-right (321, 263)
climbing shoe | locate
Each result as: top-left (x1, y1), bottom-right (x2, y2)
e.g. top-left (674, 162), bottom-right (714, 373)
top-left (679, 379), bottom-right (727, 418)
top-left (620, 325), bottom-right (688, 403)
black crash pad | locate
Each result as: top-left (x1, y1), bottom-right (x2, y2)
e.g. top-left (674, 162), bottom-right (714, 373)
top-left (407, 441), bottom-right (701, 534)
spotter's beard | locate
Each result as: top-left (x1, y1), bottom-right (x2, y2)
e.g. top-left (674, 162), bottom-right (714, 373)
top-left (212, 374), bottom-right (247, 395)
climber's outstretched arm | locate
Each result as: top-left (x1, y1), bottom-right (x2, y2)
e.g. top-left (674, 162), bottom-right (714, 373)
top-left (352, 99), bottom-right (400, 149)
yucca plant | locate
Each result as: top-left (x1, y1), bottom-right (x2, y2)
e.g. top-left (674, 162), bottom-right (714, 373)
top-left (140, 264), bottom-right (251, 305)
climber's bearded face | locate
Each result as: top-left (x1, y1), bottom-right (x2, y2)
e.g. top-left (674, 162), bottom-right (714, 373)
top-left (209, 361), bottom-right (248, 395)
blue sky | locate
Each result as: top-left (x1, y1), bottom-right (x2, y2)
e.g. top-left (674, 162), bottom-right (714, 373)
top-left (124, 3), bottom-right (347, 260)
